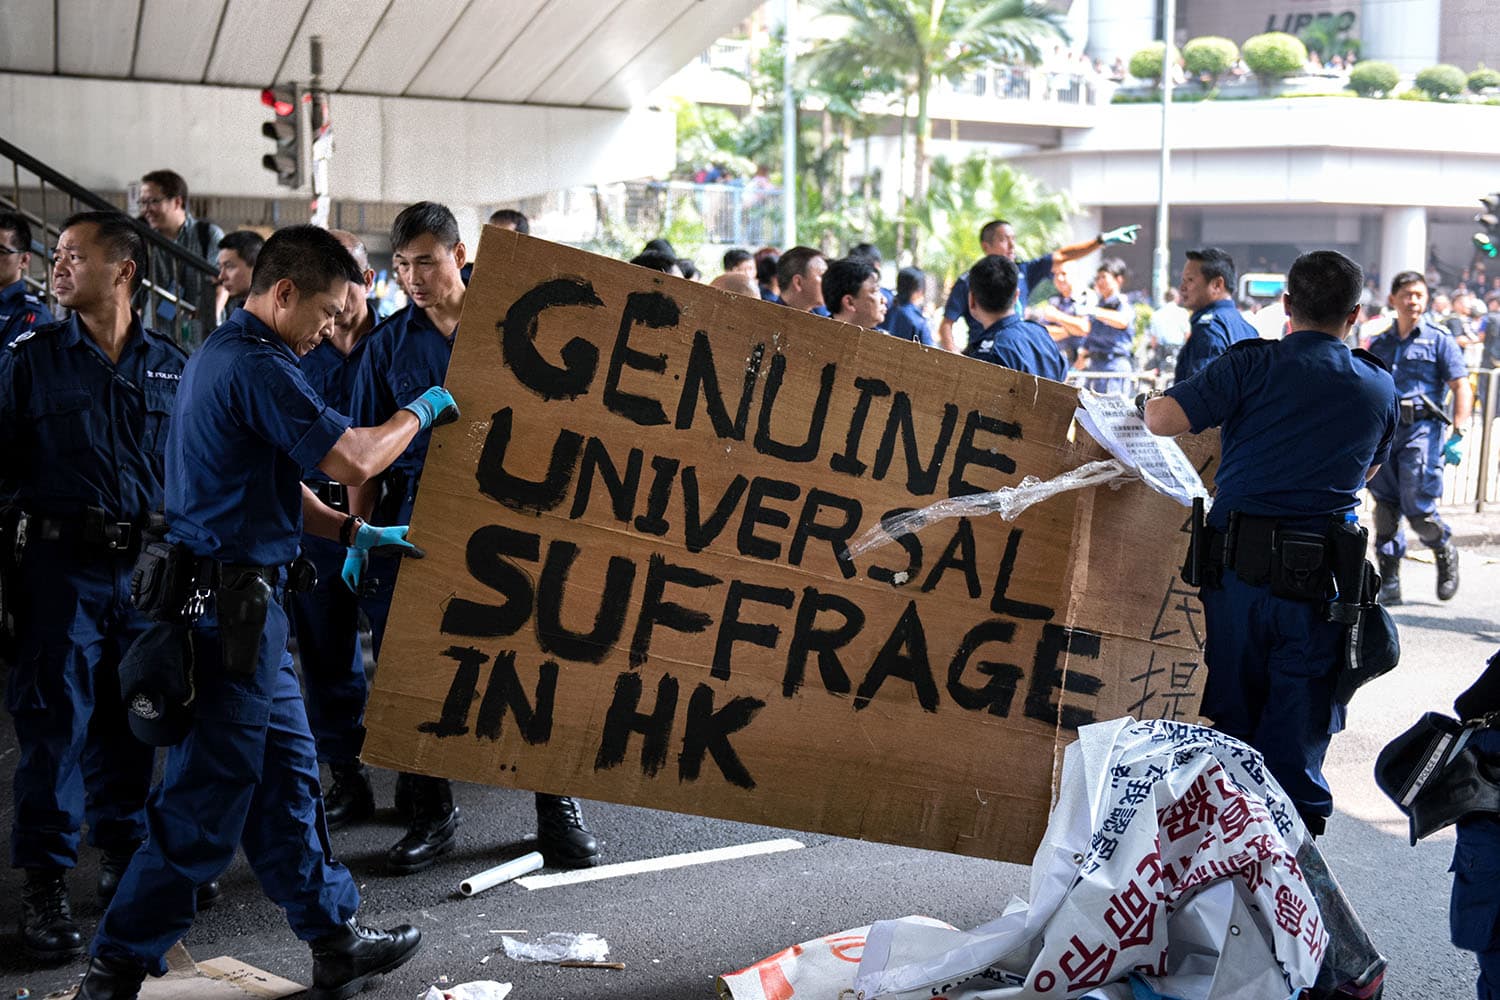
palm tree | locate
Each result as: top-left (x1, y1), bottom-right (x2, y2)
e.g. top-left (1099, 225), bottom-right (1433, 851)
top-left (806, 0), bottom-right (1067, 249)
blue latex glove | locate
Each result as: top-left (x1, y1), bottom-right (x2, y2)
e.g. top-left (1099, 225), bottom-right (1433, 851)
top-left (340, 547), bottom-right (367, 592)
top-left (401, 386), bottom-right (459, 431)
top-left (1100, 224), bottom-right (1141, 246)
top-left (353, 522), bottom-right (418, 556)
top-left (1443, 433), bottom-right (1465, 466)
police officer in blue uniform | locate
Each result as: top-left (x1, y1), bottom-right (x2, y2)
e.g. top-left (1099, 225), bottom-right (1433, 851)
top-left (824, 255), bottom-right (888, 331)
top-left (937, 219), bottom-right (1141, 358)
top-left (1174, 247), bottom-right (1259, 384)
top-left (1076, 257), bottom-right (1138, 395)
top-left (887, 267), bottom-right (934, 345)
top-left (349, 202), bottom-right (601, 875)
top-left (848, 243), bottom-right (896, 332)
top-left (291, 230), bottom-right (379, 829)
top-left (1449, 650), bottom-right (1500, 999)
top-left (1144, 250), bottom-right (1398, 834)
top-left (0, 212), bottom-right (185, 962)
top-left (0, 211), bottom-right (56, 347)
top-left (77, 225), bottom-right (446, 1000)
top-left (1365, 270), bottom-right (1472, 605)
top-left (965, 255), bottom-right (1067, 381)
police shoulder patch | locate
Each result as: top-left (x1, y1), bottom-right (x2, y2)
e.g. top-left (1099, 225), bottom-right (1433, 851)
top-left (6, 329), bottom-right (38, 349)
top-left (1352, 347), bottom-right (1390, 373)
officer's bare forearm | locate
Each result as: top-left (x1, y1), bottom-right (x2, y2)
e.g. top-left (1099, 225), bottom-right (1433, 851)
top-left (350, 480), bottom-right (377, 521)
top-left (1144, 395), bottom-right (1191, 437)
top-left (1453, 377), bottom-right (1474, 429)
top-left (301, 485), bottom-right (350, 542)
top-left (317, 412), bottom-right (421, 486)
top-left (937, 317), bottom-right (957, 352)
top-left (1052, 236), bottom-right (1105, 264)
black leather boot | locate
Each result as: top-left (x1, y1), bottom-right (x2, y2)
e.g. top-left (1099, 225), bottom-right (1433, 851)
top-left (1377, 553), bottom-right (1402, 606)
top-left (535, 793), bottom-right (601, 868)
top-left (19, 867), bottom-right (83, 962)
top-left (98, 842), bottom-right (219, 910)
top-left (308, 917), bottom-right (422, 1000)
top-left (324, 762), bottom-right (376, 831)
top-left (1435, 541), bottom-right (1460, 601)
top-left (76, 954), bottom-right (147, 1000)
top-left (385, 776), bottom-right (459, 875)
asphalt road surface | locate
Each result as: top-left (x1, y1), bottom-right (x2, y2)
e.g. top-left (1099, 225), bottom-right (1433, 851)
top-left (3, 543), bottom-right (1497, 999)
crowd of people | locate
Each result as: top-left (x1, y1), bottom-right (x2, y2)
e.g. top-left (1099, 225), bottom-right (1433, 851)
top-left (0, 173), bottom-right (1494, 998)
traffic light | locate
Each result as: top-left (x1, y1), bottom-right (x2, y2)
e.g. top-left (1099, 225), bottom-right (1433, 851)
top-left (260, 83), bottom-right (303, 189)
top-left (1475, 193), bottom-right (1499, 258)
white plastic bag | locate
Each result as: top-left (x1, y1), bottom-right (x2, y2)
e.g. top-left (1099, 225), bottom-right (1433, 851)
top-left (420, 981), bottom-right (513, 1000)
top-left (501, 930), bottom-right (610, 963)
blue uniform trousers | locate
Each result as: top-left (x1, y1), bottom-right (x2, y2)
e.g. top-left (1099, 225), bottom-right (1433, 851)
top-left (1369, 419), bottom-right (1450, 557)
top-left (1199, 567), bottom-right (1346, 827)
top-left (1086, 355), bottom-right (1132, 396)
top-left (91, 587), bottom-right (359, 974)
top-left (288, 534), bottom-right (366, 765)
top-left (1453, 731), bottom-right (1500, 999)
top-left (7, 541), bottom-right (153, 870)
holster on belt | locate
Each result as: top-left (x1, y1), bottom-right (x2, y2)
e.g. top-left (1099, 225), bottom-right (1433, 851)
top-left (1181, 496), bottom-right (1207, 588)
top-left (216, 568), bottom-right (273, 678)
top-left (1214, 511), bottom-right (1332, 602)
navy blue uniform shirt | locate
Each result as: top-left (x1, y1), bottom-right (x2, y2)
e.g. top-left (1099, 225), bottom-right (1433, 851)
top-left (986, 314), bottom-right (1067, 381)
top-left (1083, 294), bottom-right (1134, 360)
top-left (300, 334), bottom-right (371, 488)
top-left (349, 301), bottom-right (454, 483)
top-left (0, 316), bottom-right (183, 519)
top-left (165, 308), bottom-right (351, 566)
top-left (874, 286), bottom-right (895, 332)
top-left (943, 253), bottom-right (1053, 339)
top-left (0, 279), bottom-right (56, 347)
top-left (1366, 318), bottom-right (1468, 400)
top-left (1165, 332), bottom-right (1397, 530)
top-left (887, 301), bottom-right (933, 346)
top-left (1174, 297), bottom-right (1260, 384)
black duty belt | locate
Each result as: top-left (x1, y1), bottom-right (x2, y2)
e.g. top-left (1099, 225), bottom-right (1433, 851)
top-left (304, 480), bottom-right (350, 514)
top-left (26, 509), bottom-right (158, 553)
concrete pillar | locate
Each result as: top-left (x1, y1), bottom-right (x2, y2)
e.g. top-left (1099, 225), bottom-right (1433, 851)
top-left (1361, 0), bottom-right (1441, 74)
top-left (1380, 206), bottom-right (1427, 292)
top-left (1086, 0), bottom-right (1155, 70)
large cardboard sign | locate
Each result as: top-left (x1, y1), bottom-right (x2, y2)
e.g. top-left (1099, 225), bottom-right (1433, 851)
top-left (362, 228), bottom-right (1214, 864)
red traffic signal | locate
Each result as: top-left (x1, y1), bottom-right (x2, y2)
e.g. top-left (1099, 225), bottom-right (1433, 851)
top-left (261, 86), bottom-right (297, 117)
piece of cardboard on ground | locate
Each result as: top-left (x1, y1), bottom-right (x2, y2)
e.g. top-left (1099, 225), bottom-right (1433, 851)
top-left (362, 228), bottom-right (1212, 865)
top-left (58, 950), bottom-right (303, 999)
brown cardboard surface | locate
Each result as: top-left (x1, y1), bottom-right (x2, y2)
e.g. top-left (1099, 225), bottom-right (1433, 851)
top-left (362, 228), bottom-right (1210, 864)
top-left (58, 956), bottom-right (304, 999)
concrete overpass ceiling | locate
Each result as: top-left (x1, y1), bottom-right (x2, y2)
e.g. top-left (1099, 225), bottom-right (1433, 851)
top-left (5, 0), bottom-right (766, 110)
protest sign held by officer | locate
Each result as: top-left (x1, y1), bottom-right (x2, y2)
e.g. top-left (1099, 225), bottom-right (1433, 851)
top-left (1143, 250), bottom-right (1398, 835)
top-left (77, 225), bottom-right (456, 1000)
top-left (0, 211), bottom-right (193, 963)
top-left (1365, 270), bottom-right (1472, 604)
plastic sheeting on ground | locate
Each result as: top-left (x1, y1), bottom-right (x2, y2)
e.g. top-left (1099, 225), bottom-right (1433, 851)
top-left (718, 718), bottom-right (1326, 1000)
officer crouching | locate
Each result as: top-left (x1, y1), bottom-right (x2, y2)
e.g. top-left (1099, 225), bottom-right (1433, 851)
top-left (0, 212), bottom-right (205, 963)
top-left (77, 225), bottom-right (458, 1000)
top-left (1143, 250), bottom-right (1398, 836)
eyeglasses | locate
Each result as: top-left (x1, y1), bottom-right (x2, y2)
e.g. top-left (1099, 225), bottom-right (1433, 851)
top-left (0, 246), bottom-right (20, 256)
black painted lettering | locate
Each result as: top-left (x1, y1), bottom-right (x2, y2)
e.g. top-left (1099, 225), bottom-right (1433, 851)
top-left (628, 554), bottom-right (723, 667)
top-left (829, 376), bottom-right (891, 476)
top-left (418, 646), bottom-right (489, 736)
top-left (948, 410), bottom-right (1021, 496)
top-left (439, 525), bottom-right (539, 637)
top-left (632, 456), bottom-right (680, 537)
top-left (475, 408), bottom-right (582, 514)
top-left (783, 588), bottom-right (862, 698)
top-left (990, 528), bottom-right (1055, 620)
top-left (788, 488), bottom-right (860, 579)
top-left (947, 620), bottom-right (1024, 716)
top-left (753, 355), bottom-right (836, 463)
top-left (475, 650), bottom-right (557, 745)
top-left (603, 291), bottom-right (679, 426)
top-left (872, 395), bottom-right (959, 496)
top-left (854, 601), bottom-right (939, 713)
top-left (681, 467), bottom-right (748, 553)
top-left (594, 671), bottom-right (678, 777)
top-left (736, 477), bottom-right (800, 561)
top-left (712, 581), bottom-right (795, 680)
top-left (920, 518), bottom-right (981, 598)
top-left (678, 683), bottom-right (765, 789)
top-left (1025, 623), bottom-right (1103, 730)
top-left (674, 332), bottom-right (762, 440)
top-left (499, 276), bottom-right (604, 401)
top-left (536, 541), bottom-right (636, 664)
top-left (569, 437), bottom-right (643, 523)
top-left (865, 508), bottom-right (923, 587)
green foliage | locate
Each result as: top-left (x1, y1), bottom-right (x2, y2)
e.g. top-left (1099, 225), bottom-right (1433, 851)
top-left (579, 186), bottom-right (709, 265)
top-left (672, 100), bottom-right (758, 180)
top-left (1414, 63), bottom-right (1467, 99)
top-left (1183, 36), bottom-right (1238, 84)
top-left (1242, 32), bottom-right (1307, 80)
top-left (1297, 18), bottom-right (1358, 60)
top-left (911, 154), bottom-right (1075, 292)
top-left (1128, 43), bottom-right (1174, 82)
top-left (1469, 66), bottom-right (1500, 93)
top-left (1396, 88), bottom-right (1430, 102)
top-left (1347, 61), bottom-right (1399, 97)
